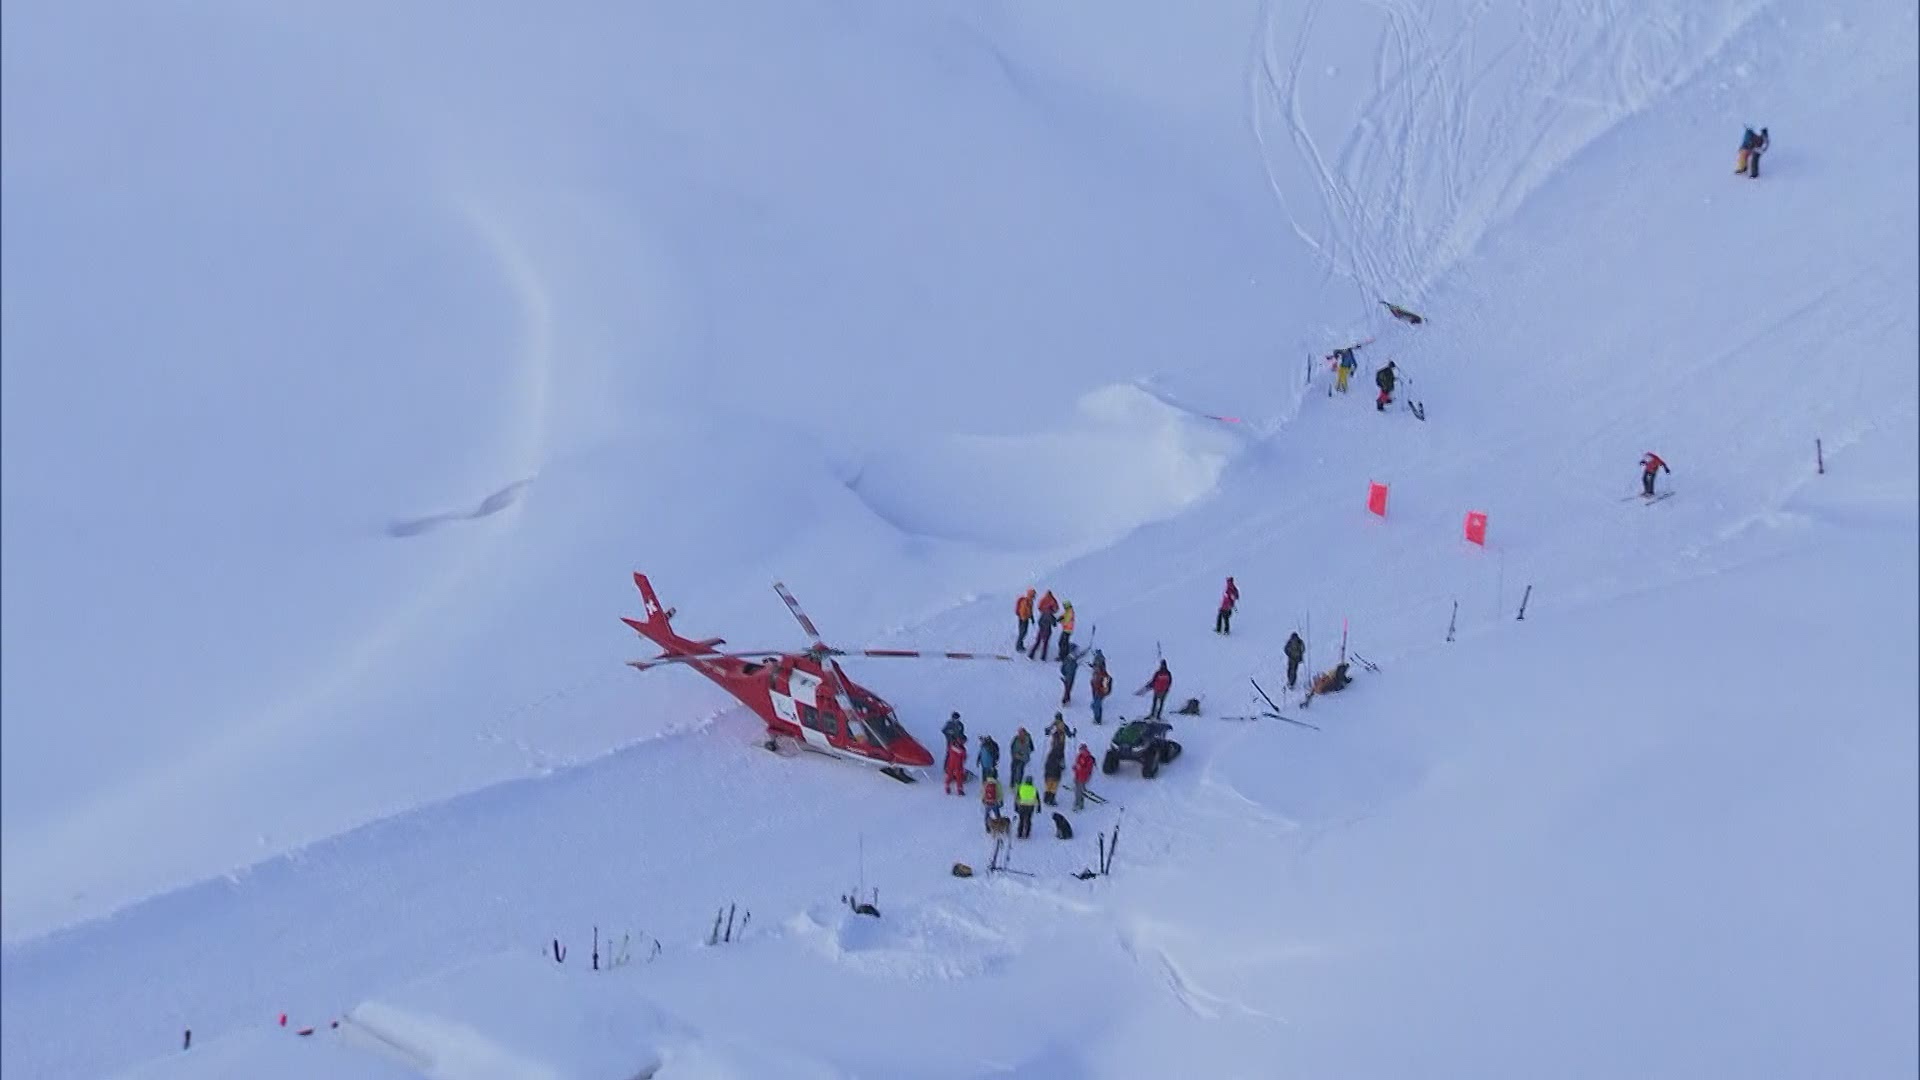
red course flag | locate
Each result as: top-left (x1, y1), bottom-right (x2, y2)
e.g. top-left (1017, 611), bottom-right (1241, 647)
top-left (1464, 511), bottom-right (1488, 545)
top-left (1367, 481), bottom-right (1389, 517)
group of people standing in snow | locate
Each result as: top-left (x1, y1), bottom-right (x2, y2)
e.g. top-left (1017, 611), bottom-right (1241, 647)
top-left (942, 710), bottom-right (1098, 839)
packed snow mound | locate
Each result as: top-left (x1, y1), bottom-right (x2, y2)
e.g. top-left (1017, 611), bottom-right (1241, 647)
top-left (785, 895), bottom-right (1017, 981)
top-left (344, 949), bottom-right (844, 1080)
top-left (845, 383), bottom-right (1245, 552)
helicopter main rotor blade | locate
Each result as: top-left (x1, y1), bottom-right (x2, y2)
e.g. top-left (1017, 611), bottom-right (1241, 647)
top-left (771, 580), bottom-right (835, 649)
top-left (853, 648), bottom-right (1017, 661)
top-left (627, 649), bottom-right (787, 671)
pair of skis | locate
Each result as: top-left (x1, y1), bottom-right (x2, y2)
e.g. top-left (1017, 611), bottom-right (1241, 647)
top-left (1225, 678), bottom-right (1319, 730)
top-left (1620, 491), bottom-right (1675, 504)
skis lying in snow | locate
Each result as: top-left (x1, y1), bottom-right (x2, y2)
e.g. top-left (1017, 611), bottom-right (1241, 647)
top-left (1621, 492), bottom-right (1675, 504)
top-left (1350, 653), bottom-right (1381, 672)
top-left (1234, 679), bottom-right (1320, 730)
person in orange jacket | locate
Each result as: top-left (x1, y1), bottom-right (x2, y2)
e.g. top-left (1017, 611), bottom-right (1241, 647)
top-left (1029, 590), bottom-right (1060, 660)
top-left (1071, 743), bottom-right (1097, 811)
top-left (1014, 588), bottom-right (1036, 651)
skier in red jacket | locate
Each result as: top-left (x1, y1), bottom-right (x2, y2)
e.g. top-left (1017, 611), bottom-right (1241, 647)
top-left (943, 739), bottom-right (967, 795)
top-left (1071, 744), bottom-right (1097, 811)
top-left (1639, 452), bottom-right (1670, 498)
top-left (1215, 576), bottom-right (1239, 634)
top-left (1142, 661), bottom-right (1173, 719)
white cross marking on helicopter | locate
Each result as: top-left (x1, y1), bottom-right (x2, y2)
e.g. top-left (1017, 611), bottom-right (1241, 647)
top-left (785, 669), bottom-right (831, 749)
top-left (642, 597), bottom-right (659, 617)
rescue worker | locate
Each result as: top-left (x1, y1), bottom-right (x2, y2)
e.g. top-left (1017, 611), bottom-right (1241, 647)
top-left (1056, 602), bottom-right (1076, 659)
top-left (1029, 590), bottom-right (1060, 660)
top-left (943, 738), bottom-right (967, 795)
top-left (1375, 361), bottom-right (1397, 412)
top-left (1089, 658), bottom-right (1113, 725)
top-left (1008, 727), bottom-right (1034, 788)
top-left (975, 733), bottom-right (999, 781)
top-left (1215, 576), bottom-right (1239, 634)
top-left (1014, 777), bottom-right (1040, 838)
top-left (1143, 660), bottom-right (1173, 719)
top-left (1284, 632), bottom-right (1306, 690)
top-left (980, 774), bottom-right (1004, 833)
top-left (1072, 743), bottom-right (1097, 811)
top-left (941, 711), bottom-right (966, 749)
top-left (1014, 588), bottom-right (1036, 651)
top-left (1640, 451), bottom-right (1670, 498)
top-left (1059, 646), bottom-right (1081, 705)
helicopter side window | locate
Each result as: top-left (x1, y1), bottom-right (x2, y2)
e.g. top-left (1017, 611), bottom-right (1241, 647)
top-left (798, 702), bottom-right (834, 735)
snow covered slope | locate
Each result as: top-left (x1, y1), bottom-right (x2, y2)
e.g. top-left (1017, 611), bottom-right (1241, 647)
top-left (4, 0), bottom-right (1914, 1075)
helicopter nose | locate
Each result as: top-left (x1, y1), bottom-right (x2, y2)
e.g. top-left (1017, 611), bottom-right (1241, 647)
top-left (896, 738), bottom-right (935, 769)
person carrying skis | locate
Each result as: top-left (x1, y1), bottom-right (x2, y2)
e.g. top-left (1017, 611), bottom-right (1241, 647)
top-left (976, 733), bottom-right (1000, 781)
top-left (943, 738), bottom-right (967, 795)
top-left (1008, 727), bottom-right (1034, 788)
top-left (941, 711), bottom-right (966, 749)
top-left (1029, 590), bottom-right (1060, 660)
top-left (1639, 452), bottom-right (1670, 498)
top-left (1284, 632), bottom-right (1306, 690)
top-left (1375, 361), bottom-right (1398, 412)
top-left (1215, 576), bottom-right (1239, 634)
top-left (1059, 646), bottom-right (1081, 705)
top-left (1142, 660), bottom-right (1173, 719)
top-left (1072, 743), bottom-right (1097, 811)
top-left (1014, 777), bottom-right (1040, 838)
top-left (1089, 657), bottom-right (1113, 725)
top-left (1328, 344), bottom-right (1363, 393)
top-left (1014, 588), bottom-right (1036, 651)
top-left (1056, 602), bottom-right (1076, 658)
top-left (980, 774), bottom-right (1004, 833)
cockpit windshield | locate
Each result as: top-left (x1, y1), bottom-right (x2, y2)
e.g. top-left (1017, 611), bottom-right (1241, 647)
top-left (859, 706), bottom-right (906, 746)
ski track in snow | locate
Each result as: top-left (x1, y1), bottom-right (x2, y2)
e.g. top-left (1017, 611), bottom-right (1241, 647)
top-left (1250, 0), bottom-right (1776, 310)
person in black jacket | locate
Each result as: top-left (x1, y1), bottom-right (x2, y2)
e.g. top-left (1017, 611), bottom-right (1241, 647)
top-left (1284, 632), bottom-right (1306, 690)
top-left (1375, 361), bottom-right (1397, 412)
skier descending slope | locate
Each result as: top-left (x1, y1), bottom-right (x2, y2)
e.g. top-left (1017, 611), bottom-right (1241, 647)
top-left (1640, 451), bottom-right (1671, 498)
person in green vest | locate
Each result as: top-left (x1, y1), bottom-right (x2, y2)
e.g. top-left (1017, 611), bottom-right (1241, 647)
top-left (1014, 777), bottom-right (1040, 839)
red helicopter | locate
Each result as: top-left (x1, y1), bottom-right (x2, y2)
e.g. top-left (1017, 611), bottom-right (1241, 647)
top-left (622, 573), bottom-right (1015, 783)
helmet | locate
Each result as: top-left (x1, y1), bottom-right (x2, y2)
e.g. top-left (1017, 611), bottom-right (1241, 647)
top-left (950, 711), bottom-right (960, 719)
